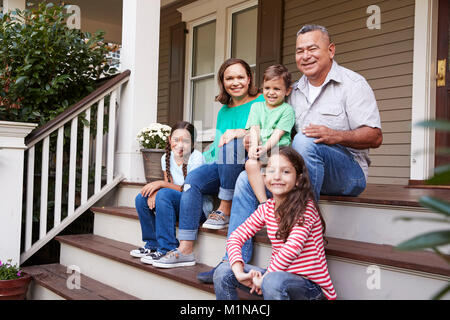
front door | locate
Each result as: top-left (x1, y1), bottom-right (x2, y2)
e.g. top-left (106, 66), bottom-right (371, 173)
top-left (436, 0), bottom-right (450, 167)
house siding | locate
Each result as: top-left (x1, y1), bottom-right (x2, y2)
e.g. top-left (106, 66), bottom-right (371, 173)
top-left (282, 0), bottom-right (415, 185)
top-left (156, 0), bottom-right (415, 185)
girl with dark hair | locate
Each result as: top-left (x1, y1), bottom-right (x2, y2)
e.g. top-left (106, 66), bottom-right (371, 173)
top-left (214, 147), bottom-right (336, 300)
top-left (152, 58), bottom-right (264, 269)
top-left (131, 121), bottom-right (207, 264)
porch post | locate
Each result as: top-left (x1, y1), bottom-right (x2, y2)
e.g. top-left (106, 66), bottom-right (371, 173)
top-left (410, 0), bottom-right (439, 181)
top-left (0, 121), bottom-right (37, 266)
top-left (2, 0), bottom-right (26, 12)
top-left (117, 0), bottom-right (161, 182)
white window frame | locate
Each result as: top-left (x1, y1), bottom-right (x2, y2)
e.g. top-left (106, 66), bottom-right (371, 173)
top-left (178, 0), bottom-right (258, 142)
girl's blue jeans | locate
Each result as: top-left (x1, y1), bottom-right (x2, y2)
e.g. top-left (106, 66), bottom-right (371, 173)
top-left (213, 262), bottom-right (326, 300)
top-left (135, 188), bottom-right (181, 254)
top-left (178, 138), bottom-right (246, 241)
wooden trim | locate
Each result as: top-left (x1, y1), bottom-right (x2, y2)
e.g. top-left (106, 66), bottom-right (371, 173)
top-left (25, 70), bottom-right (131, 147)
top-left (119, 182), bottom-right (450, 207)
top-left (407, 179), bottom-right (450, 189)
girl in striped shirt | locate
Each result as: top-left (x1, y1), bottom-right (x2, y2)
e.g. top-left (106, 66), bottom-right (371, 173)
top-left (214, 146), bottom-right (336, 300)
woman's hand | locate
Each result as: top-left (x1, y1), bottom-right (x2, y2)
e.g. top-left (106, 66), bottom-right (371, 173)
top-left (141, 180), bottom-right (165, 197)
top-left (218, 129), bottom-right (246, 147)
top-left (218, 129), bottom-right (236, 147)
top-left (147, 191), bottom-right (158, 210)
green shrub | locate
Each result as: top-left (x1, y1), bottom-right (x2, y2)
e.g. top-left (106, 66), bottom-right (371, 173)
top-left (0, 2), bottom-right (117, 125)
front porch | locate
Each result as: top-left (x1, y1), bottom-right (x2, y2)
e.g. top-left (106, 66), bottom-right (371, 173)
top-left (0, 0), bottom-right (449, 300)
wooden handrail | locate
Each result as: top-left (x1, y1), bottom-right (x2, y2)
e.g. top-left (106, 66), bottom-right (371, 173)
top-left (25, 70), bottom-right (131, 147)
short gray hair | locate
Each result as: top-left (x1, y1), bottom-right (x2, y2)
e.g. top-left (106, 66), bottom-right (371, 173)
top-left (296, 24), bottom-right (332, 43)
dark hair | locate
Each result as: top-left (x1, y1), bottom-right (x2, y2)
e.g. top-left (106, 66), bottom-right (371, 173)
top-left (215, 58), bottom-right (259, 105)
top-left (164, 121), bottom-right (196, 184)
top-left (267, 146), bottom-right (326, 243)
top-left (263, 64), bottom-right (292, 90)
top-left (296, 24), bottom-right (332, 44)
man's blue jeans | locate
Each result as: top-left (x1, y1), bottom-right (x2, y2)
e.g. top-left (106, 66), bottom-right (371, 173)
top-left (178, 138), bottom-right (246, 241)
top-left (291, 133), bottom-right (366, 201)
top-left (213, 262), bottom-right (325, 300)
top-left (135, 188), bottom-right (181, 254)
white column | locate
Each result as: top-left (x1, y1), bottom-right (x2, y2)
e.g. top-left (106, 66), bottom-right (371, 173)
top-left (410, 0), bottom-right (439, 181)
top-left (0, 121), bottom-right (37, 266)
top-left (2, 0), bottom-right (26, 12)
top-left (117, 0), bottom-right (160, 182)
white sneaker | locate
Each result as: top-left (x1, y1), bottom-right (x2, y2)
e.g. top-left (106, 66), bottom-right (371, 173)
top-left (140, 251), bottom-right (165, 265)
top-left (130, 247), bottom-right (154, 258)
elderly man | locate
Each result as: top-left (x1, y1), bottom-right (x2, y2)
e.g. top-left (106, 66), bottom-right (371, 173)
top-left (290, 24), bottom-right (382, 199)
top-left (198, 24), bottom-right (382, 284)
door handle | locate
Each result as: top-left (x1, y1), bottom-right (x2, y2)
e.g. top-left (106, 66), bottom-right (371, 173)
top-left (437, 59), bottom-right (446, 87)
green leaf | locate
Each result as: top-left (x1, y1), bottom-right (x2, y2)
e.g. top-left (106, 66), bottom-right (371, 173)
top-left (396, 230), bottom-right (450, 251)
top-left (419, 196), bottom-right (450, 216)
top-left (15, 76), bottom-right (28, 86)
top-left (431, 283), bottom-right (450, 300)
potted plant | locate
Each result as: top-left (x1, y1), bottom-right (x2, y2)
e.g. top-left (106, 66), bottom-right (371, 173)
top-left (0, 260), bottom-right (31, 300)
top-left (137, 123), bottom-right (171, 182)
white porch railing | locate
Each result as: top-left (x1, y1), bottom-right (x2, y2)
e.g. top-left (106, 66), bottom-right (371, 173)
top-left (20, 70), bottom-right (131, 264)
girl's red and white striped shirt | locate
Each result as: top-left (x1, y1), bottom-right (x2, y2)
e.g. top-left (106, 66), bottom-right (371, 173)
top-left (227, 198), bottom-right (337, 300)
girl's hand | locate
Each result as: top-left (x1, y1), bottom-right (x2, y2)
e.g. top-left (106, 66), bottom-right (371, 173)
top-left (234, 270), bottom-right (255, 288)
top-left (141, 181), bottom-right (164, 197)
top-left (251, 271), bottom-right (264, 295)
top-left (147, 191), bottom-right (158, 210)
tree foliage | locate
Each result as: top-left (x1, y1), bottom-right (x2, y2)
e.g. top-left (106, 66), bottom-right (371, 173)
top-left (0, 2), bottom-right (117, 125)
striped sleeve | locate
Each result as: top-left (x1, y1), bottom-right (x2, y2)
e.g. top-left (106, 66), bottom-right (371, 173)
top-left (226, 204), bottom-right (267, 267)
top-left (267, 201), bottom-right (319, 273)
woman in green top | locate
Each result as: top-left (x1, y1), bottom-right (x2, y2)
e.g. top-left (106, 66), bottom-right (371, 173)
top-left (152, 58), bottom-right (264, 269)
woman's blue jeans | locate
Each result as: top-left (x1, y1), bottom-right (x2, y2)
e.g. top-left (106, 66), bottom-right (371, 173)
top-left (213, 262), bottom-right (326, 300)
top-left (135, 188), bottom-right (181, 254)
top-left (178, 138), bottom-right (246, 241)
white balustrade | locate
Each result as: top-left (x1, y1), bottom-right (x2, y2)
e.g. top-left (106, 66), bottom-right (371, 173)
top-left (19, 71), bottom-right (130, 264)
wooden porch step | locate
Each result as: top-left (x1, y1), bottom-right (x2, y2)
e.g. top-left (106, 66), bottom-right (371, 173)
top-left (55, 234), bottom-right (260, 300)
top-left (91, 206), bottom-right (450, 277)
top-left (121, 182), bottom-right (450, 208)
top-left (22, 263), bottom-right (139, 300)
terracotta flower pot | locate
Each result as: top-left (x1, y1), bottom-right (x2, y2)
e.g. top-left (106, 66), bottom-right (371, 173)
top-left (0, 273), bottom-right (32, 300)
top-left (141, 148), bottom-right (165, 182)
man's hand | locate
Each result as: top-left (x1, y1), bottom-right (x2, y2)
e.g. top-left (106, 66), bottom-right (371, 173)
top-left (302, 124), bottom-right (383, 149)
top-left (303, 124), bottom-right (341, 145)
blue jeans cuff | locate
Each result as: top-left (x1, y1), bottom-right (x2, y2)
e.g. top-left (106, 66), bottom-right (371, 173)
top-left (178, 229), bottom-right (198, 241)
top-left (218, 187), bottom-right (234, 201)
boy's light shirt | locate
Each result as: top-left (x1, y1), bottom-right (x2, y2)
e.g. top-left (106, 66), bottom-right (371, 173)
top-left (245, 101), bottom-right (295, 147)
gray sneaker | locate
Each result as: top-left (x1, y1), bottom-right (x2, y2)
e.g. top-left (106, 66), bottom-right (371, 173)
top-left (152, 249), bottom-right (196, 268)
top-left (202, 210), bottom-right (230, 229)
